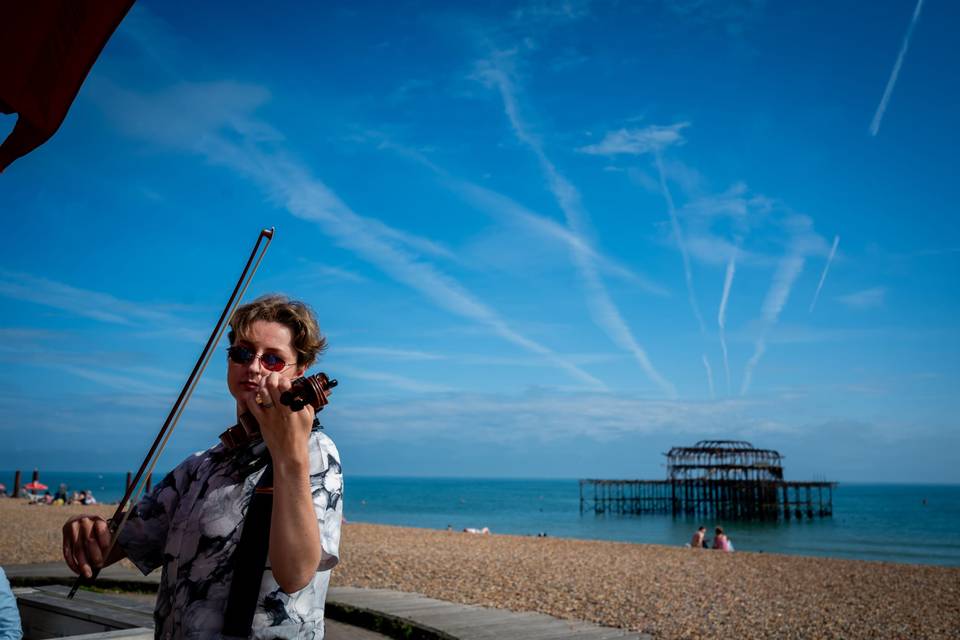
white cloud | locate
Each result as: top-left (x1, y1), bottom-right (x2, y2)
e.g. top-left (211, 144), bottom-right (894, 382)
top-left (579, 123), bottom-right (690, 156)
top-left (56, 365), bottom-right (176, 396)
top-left (336, 347), bottom-right (447, 361)
top-left (679, 182), bottom-right (771, 220)
top-left (0, 269), bottom-right (183, 326)
top-left (88, 78), bottom-right (282, 148)
top-left (333, 365), bottom-right (456, 393)
top-left (836, 287), bottom-right (886, 310)
top-left (335, 388), bottom-right (765, 443)
top-left (309, 264), bottom-right (370, 284)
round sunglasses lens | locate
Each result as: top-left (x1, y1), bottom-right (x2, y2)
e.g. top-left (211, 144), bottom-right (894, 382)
top-left (261, 354), bottom-right (286, 371)
top-left (229, 347), bottom-right (255, 364)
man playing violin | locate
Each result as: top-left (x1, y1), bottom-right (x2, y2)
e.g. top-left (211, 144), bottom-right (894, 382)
top-left (62, 294), bottom-right (343, 639)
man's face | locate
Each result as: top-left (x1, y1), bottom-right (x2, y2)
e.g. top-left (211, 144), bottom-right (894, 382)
top-left (226, 319), bottom-right (304, 404)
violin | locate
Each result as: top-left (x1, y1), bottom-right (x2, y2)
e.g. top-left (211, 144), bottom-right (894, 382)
top-left (219, 373), bottom-right (339, 450)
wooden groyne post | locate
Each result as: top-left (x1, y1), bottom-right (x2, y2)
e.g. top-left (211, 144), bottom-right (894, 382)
top-left (125, 471), bottom-right (153, 494)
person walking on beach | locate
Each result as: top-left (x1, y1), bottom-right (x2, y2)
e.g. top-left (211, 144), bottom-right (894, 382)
top-left (61, 295), bottom-right (343, 639)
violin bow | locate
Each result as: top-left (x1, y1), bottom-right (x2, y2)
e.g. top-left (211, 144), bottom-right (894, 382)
top-left (68, 227), bottom-right (275, 598)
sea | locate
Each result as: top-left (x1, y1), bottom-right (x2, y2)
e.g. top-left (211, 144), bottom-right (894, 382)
top-left (5, 472), bottom-right (958, 567)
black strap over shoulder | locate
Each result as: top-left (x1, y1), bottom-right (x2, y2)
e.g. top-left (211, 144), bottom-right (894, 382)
top-left (222, 463), bottom-right (274, 637)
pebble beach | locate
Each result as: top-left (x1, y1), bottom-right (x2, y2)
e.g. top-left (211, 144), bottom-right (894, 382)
top-left (2, 499), bottom-right (958, 639)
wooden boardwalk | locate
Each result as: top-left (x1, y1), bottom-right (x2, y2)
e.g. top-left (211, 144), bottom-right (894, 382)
top-left (7, 563), bottom-right (650, 640)
top-left (328, 586), bottom-right (650, 640)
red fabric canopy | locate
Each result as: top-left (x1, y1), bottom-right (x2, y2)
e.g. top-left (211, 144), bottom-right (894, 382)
top-left (0, 0), bottom-right (135, 172)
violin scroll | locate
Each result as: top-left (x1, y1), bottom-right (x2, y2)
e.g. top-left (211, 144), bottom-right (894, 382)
top-left (220, 372), bottom-right (338, 451)
top-left (281, 372), bottom-right (338, 411)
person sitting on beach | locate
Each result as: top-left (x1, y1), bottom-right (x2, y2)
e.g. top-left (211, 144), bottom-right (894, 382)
top-left (61, 295), bottom-right (343, 639)
top-left (712, 527), bottom-right (732, 551)
top-left (81, 490), bottom-right (96, 505)
top-left (691, 526), bottom-right (707, 548)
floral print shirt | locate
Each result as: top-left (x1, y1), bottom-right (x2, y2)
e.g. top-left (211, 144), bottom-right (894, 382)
top-left (118, 424), bottom-right (343, 639)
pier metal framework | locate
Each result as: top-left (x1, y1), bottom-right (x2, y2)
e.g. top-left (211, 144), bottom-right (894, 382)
top-left (579, 440), bottom-right (836, 520)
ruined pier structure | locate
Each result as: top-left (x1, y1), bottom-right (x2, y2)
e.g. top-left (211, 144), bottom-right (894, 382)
top-left (580, 440), bottom-right (836, 520)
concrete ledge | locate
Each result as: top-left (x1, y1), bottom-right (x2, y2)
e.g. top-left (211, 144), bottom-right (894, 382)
top-left (5, 562), bottom-right (159, 593)
top-left (15, 586), bottom-right (154, 639)
top-left (29, 627), bottom-right (153, 640)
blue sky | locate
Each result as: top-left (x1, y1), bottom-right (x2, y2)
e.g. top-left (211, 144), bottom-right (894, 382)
top-left (1, 0), bottom-right (957, 482)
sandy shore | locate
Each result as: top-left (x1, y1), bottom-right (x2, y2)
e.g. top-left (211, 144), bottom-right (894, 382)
top-left (2, 499), bottom-right (957, 639)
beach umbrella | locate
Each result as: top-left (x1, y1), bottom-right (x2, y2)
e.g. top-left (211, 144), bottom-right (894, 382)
top-left (24, 481), bottom-right (48, 491)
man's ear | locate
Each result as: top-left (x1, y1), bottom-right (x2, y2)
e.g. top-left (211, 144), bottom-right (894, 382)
top-left (295, 367), bottom-right (306, 377)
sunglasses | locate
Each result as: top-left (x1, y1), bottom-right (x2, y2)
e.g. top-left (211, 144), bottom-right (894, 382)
top-left (227, 345), bottom-right (295, 372)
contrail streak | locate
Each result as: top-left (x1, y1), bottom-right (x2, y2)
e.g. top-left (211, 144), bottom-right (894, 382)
top-left (718, 255), bottom-right (736, 394)
top-left (653, 149), bottom-right (713, 396)
top-left (654, 150), bottom-right (706, 334)
top-left (809, 235), bottom-right (840, 313)
top-left (741, 254), bottom-right (804, 396)
top-left (740, 338), bottom-right (766, 398)
top-left (481, 54), bottom-right (677, 397)
top-left (196, 137), bottom-right (607, 390)
top-left (870, 0), bottom-right (924, 136)
top-left (377, 137), bottom-right (669, 296)
top-left (702, 354), bottom-right (715, 399)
